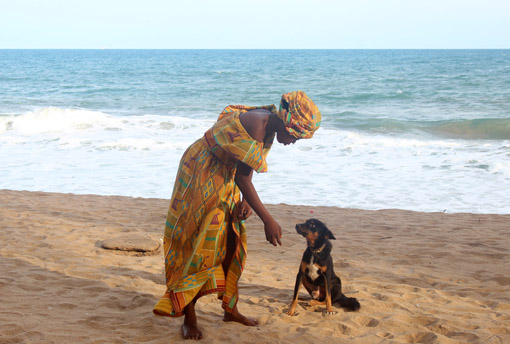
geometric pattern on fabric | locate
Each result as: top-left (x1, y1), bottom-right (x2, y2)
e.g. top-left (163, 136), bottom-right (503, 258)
top-left (206, 104), bottom-right (277, 173)
top-left (221, 219), bottom-right (247, 311)
top-left (277, 91), bottom-right (321, 139)
top-left (154, 106), bottom-right (275, 317)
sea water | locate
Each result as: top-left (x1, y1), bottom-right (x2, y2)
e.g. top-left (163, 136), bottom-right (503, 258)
top-left (1, 49), bottom-right (509, 213)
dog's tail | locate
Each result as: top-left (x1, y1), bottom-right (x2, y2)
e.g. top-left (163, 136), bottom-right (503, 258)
top-left (337, 294), bottom-right (361, 311)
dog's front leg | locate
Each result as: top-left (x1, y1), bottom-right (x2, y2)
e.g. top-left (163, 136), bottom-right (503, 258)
top-left (287, 273), bottom-right (302, 316)
top-left (287, 264), bottom-right (306, 316)
top-left (325, 271), bottom-right (337, 315)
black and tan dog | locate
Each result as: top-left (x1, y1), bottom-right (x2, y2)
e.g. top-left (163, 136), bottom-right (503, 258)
top-left (287, 219), bottom-right (360, 316)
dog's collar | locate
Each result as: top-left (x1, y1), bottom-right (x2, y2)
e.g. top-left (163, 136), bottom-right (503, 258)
top-left (311, 243), bottom-right (326, 255)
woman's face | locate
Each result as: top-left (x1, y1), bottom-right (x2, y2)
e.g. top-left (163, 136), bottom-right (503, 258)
top-left (276, 128), bottom-right (298, 145)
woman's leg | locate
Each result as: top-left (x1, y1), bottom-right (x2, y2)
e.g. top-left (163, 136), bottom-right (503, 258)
top-left (221, 222), bottom-right (258, 326)
top-left (182, 298), bottom-right (202, 340)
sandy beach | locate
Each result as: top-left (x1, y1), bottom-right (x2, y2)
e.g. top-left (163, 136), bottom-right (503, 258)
top-left (0, 189), bottom-right (509, 343)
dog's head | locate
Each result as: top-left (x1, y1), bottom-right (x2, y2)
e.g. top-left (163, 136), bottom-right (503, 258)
top-left (295, 219), bottom-right (335, 249)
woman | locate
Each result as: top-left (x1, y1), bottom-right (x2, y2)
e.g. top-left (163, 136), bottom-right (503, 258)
top-left (153, 91), bottom-right (321, 340)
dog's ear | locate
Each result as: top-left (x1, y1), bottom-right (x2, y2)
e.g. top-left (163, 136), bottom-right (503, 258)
top-left (326, 228), bottom-right (336, 240)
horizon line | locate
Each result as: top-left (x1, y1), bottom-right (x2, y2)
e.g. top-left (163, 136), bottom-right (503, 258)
top-left (1, 48), bottom-right (510, 50)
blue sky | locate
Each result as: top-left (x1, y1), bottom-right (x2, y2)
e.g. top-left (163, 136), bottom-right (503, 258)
top-left (1, 0), bottom-right (509, 49)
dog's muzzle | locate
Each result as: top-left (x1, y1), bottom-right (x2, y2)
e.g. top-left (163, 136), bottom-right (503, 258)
top-left (295, 223), bottom-right (308, 236)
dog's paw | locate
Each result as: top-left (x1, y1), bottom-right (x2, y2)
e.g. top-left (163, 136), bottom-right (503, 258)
top-left (285, 310), bottom-right (298, 317)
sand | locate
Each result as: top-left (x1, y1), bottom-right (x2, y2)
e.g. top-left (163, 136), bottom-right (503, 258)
top-left (0, 189), bottom-right (509, 344)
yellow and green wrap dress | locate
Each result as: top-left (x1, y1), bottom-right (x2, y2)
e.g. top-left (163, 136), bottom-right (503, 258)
top-left (153, 104), bottom-right (277, 317)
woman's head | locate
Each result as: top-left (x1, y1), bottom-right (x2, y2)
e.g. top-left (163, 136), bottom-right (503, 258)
top-left (276, 125), bottom-right (298, 145)
top-left (277, 91), bottom-right (321, 139)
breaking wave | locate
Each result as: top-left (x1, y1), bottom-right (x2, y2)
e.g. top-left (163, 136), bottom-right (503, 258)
top-left (329, 115), bottom-right (510, 140)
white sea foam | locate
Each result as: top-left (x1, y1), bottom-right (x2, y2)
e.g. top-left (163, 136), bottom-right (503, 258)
top-left (1, 107), bottom-right (509, 214)
top-left (0, 107), bottom-right (213, 149)
top-left (1, 107), bottom-right (116, 134)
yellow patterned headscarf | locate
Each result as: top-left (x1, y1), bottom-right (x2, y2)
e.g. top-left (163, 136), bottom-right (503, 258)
top-left (277, 91), bottom-right (321, 139)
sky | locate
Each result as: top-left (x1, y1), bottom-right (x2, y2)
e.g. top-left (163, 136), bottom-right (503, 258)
top-left (0, 0), bottom-right (509, 49)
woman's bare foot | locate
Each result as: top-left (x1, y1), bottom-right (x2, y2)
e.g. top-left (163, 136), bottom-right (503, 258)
top-left (182, 322), bottom-right (202, 340)
top-left (182, 302), bottom-right (203, 340)
top-left (223, 306), bottom-right (258, 326)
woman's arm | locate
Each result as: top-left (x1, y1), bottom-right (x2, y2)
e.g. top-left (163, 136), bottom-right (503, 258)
top-left (234, 110), bottom-right (282, 246)
top-left (235, 161), bottom-right (282, 246)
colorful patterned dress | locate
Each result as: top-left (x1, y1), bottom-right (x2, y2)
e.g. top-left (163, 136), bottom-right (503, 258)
top-left (153, 104), bottom-right (277, 317)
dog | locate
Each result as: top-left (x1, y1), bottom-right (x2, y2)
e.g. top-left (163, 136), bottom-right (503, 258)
top-left (287, 219), bottom-right (360, 316)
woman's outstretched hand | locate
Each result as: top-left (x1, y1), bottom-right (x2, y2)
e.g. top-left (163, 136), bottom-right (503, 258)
top-left (264, 218), bottom-right (282, 246)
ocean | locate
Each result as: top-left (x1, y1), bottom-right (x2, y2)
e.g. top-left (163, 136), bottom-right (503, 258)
top-left (1, 49), bottom-right (509, 213)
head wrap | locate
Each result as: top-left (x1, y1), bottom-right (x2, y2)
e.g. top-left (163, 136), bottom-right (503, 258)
top-left (277, 91), bottom-right (321, 139)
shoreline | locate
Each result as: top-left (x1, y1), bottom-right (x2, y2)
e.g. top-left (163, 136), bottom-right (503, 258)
top-left (1, 189), bottom-right (509, 343)
top-left (2, 188), bottom-right (507, 216)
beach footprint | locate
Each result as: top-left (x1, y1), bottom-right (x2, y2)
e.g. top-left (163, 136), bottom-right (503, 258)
top-left (354, 315), bottom-right (380, 328)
